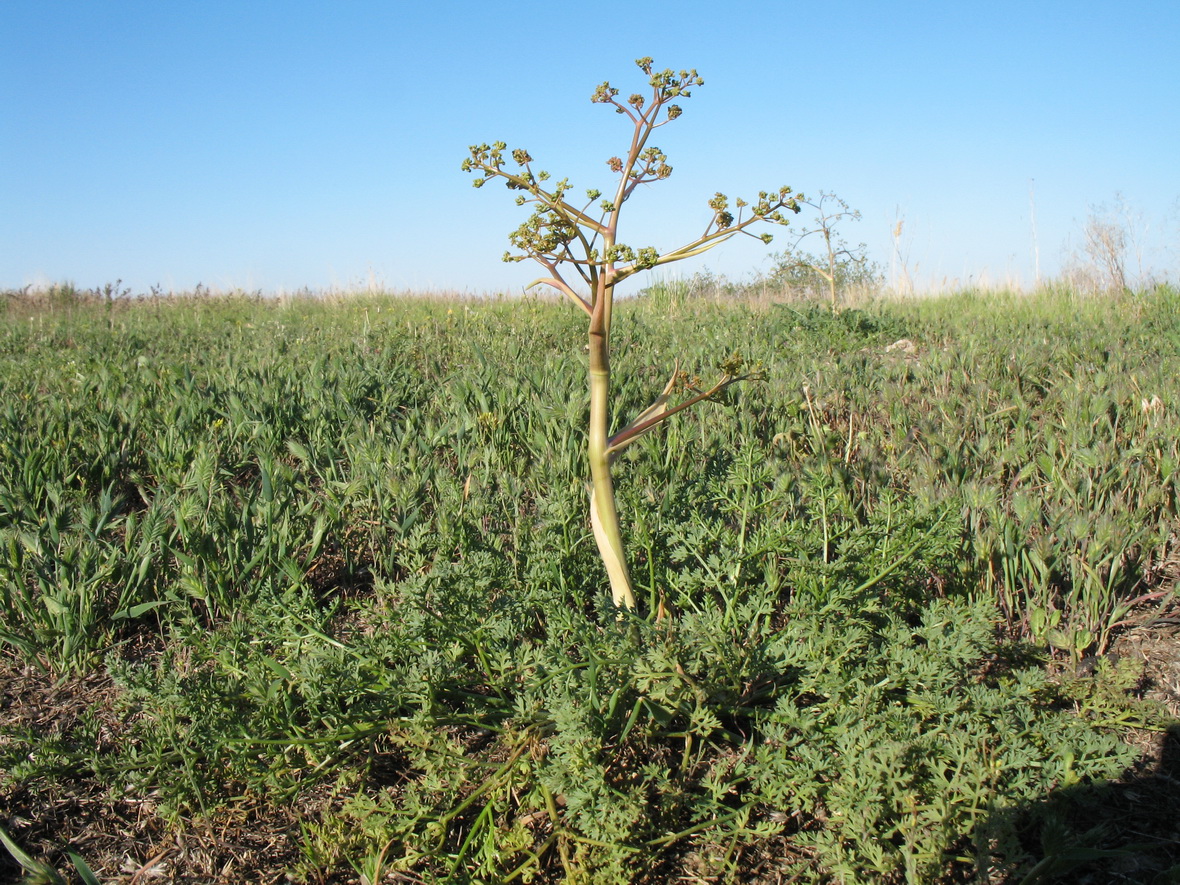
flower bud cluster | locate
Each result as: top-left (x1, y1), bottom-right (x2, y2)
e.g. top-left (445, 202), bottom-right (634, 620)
top-left (592, 82), bottom-right (620, 105)
top-left (465, 59), bottom-right (798, 290)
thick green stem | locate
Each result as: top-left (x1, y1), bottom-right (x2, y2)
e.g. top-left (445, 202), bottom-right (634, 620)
top-left (588, 314), bottom-right (636, 610)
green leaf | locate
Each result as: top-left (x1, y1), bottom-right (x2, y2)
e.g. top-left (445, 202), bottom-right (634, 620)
top-left (0, 823), bottom-right (65, 884)
top-left (68, 851), bottom-right (102, 885)
top-left (285, 439), bottom-right (312, 464)
top-left (112, 599), bottom-right (172, 620)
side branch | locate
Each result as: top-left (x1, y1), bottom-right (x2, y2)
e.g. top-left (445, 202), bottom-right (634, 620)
top-left (612, 192), bottom-right (800, 284)
top-left (605, 371), bottom-right (758, 458)
top-left (526, 274), bottom-right (593, 316)
top-left (476, 164), bottom-right (608, 235)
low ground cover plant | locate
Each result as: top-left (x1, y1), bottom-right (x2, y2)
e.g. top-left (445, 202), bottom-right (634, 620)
top-left (0, 285), bottom-right (1177, 882)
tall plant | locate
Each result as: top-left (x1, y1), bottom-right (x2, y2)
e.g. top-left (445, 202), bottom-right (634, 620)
top-left (767, 191), bottom-right (880, 308)
top-left (463, 58), bottom-right (801, 610)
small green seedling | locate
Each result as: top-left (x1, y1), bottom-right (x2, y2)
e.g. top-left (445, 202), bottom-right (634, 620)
top-left (463, 58), bottom-right (801, 610)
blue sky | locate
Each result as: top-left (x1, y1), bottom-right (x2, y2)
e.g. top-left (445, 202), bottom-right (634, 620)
top-left (2, 1), bottom-right (1177, 295)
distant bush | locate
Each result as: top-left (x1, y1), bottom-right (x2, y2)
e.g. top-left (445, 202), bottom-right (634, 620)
top-left (764, 191), bottom-right (885, 306)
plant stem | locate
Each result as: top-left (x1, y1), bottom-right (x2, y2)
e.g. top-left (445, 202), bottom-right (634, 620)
top-left (588, 312), bottom-right (636, 609)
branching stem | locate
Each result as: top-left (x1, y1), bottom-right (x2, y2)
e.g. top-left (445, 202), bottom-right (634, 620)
top-left (463, 57), bottom-right (801, 610)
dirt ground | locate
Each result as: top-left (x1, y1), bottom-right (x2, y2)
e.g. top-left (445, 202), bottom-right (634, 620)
top-left (1052, 608), bottom-right (1180, 885)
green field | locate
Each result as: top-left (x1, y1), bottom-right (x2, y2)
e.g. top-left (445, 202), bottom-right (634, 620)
top-left (1, 285), bottom-right (1178, 883)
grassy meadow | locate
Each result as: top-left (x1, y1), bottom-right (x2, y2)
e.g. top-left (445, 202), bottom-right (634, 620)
top-left (1, 283), bottom-right (1178, 883)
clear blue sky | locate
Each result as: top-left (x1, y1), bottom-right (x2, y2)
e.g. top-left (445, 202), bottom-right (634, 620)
top-left (3, 1), bottom-right (1177, 295)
